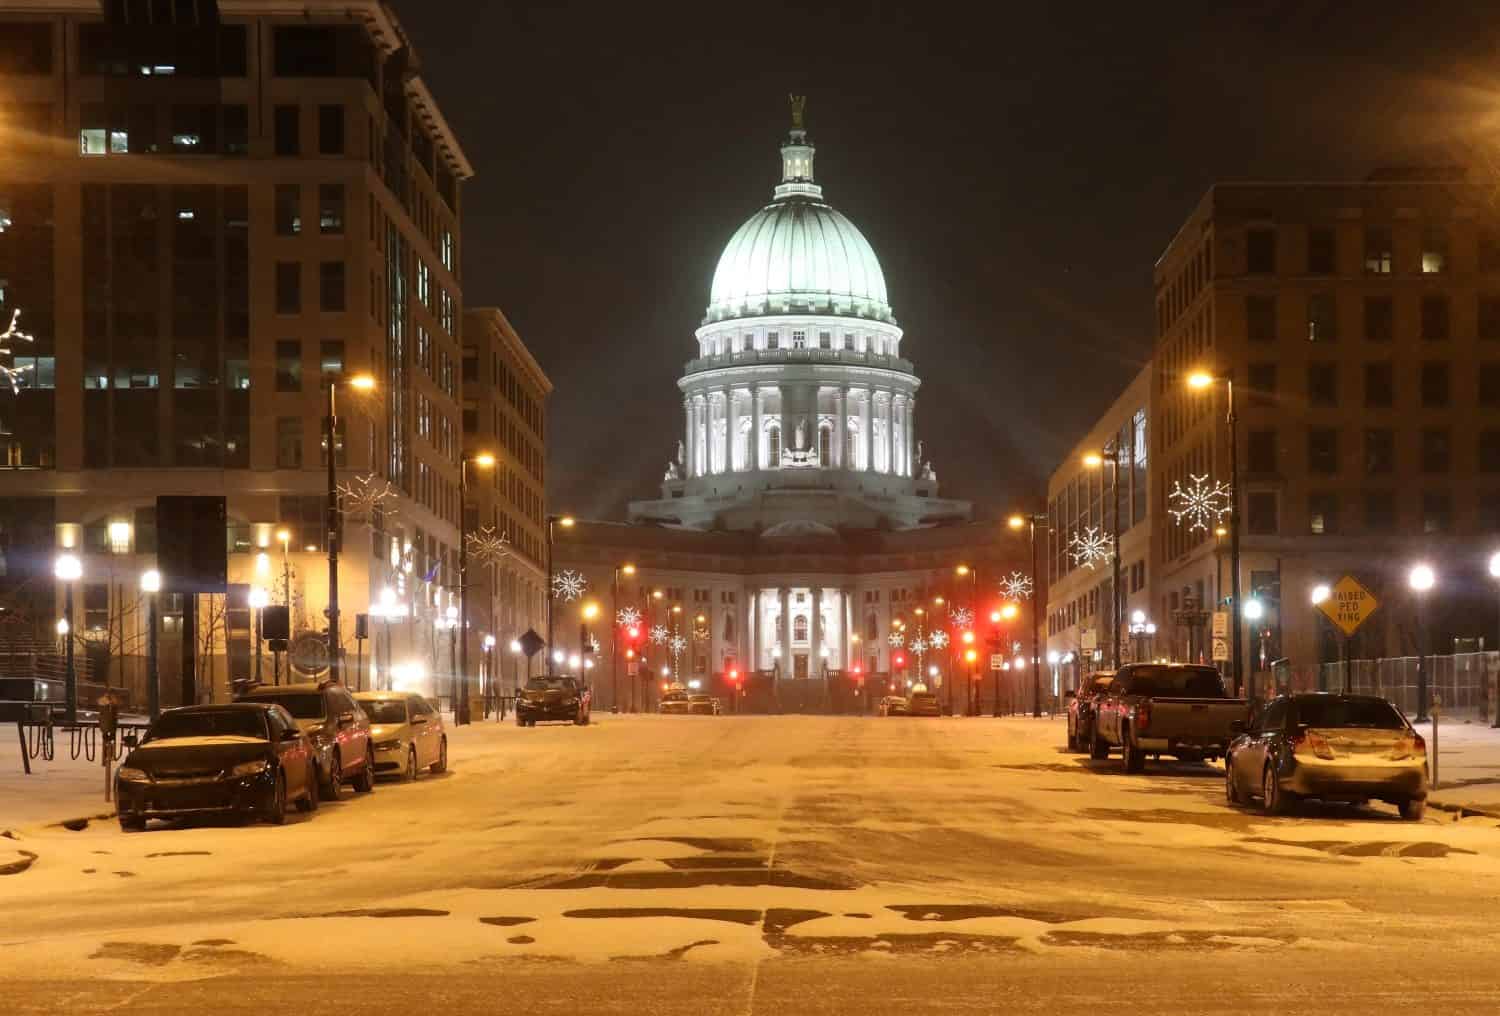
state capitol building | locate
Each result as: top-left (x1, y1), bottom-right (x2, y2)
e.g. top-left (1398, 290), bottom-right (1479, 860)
top-left (553, 104), bottom-right (1022, 713)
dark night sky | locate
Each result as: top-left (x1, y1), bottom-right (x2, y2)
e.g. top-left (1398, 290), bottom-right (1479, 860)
top-left (395, 1), bottom-right (1500, 522)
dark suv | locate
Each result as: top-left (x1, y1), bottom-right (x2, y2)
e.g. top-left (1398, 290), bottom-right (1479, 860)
top-left (516, 676), bottom-right (591, 726)
top-left (236, 681), bottom-right (375, 798)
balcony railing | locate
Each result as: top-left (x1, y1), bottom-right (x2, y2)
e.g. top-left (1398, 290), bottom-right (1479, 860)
top-left (683, 348), bottom-right (915, 375)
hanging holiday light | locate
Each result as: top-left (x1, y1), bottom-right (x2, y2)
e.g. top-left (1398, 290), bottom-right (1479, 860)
top-left (887, 630), bottom-right (905, 648)
top-left (649, 624), bottom-right (670, 646)
top-left (929, 630), bottom-right (950, 650)
top-left (950, 607), bottom-right (974, 630)
top-left (551, 569), bottom-right (588, 602)
top-left (616, 605), bottom-right (642, 628)
top-left (998, 571), bottom-right (1034, 601)
top-left (1069, 526), bottom-right (1113, 570)
top-left (337, 473), bottom-right (398, 525)
top-left (466, 526), bottom-right (511, 568)
top-left (0, 309), bottom-right (34, 395)
top-left (1168, 473), bottom-right (1232, 532)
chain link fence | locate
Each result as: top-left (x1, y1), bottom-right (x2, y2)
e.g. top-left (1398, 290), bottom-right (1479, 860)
top-left (1276, 652), bottom-right (1499, 721)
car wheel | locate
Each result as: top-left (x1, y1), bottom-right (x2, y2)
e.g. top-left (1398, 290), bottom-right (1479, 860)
top-left (1224, 760), bottom-right (1242, 806)
top-left (1262, 766), bottom-right (1288, 816)
top-left (265, 772), bottom-right (288, 825)
top-left (119, 815), bottom-right (145, 832)
top-left (516, 714), bottom-right (526, 727)
top-left (1123, 739), bottom-right (1146, 774)
top-left (353, 747), bottom-right (375, 793)
top-left (1090, 728), bottom-right (1109, 760)
top-left (296, 765), bottom-right (319, 812)
top-left (1399, 798), bottom-right (1427, 821)
top-left (430, 736), bottom-right (448, 774)
top-left (322, 751), bottom-right (342, 799)
top-left (405, 747), bottom-right (418, 782)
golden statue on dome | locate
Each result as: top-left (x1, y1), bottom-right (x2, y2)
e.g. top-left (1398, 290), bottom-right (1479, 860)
top-left (789, 94), bottom-right (806, 130)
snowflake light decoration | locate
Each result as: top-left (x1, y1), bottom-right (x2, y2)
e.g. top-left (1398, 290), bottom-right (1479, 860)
top-left (950, 607), bottom-right (974, 630)
top-left (999, 571), bottom-right (1034, 601)
top-left (649, 624), bottom-right (670, 646)
top-left (616, 606), bottom-right (642, 628)
top-left (887, 631), bottom-right (905, 648)
top-left (551, 569), bottom-right (588, 602)
top-left (1069, 527), bottom-right (1114, 570)
top-left (668, 634), bottom-right (688, 656)
top-left (909, 636), bottom-right (929, 655)
top-left (1168, 473), bottom-right (1232, 532)
top-left (466, 526), bottom-right (511, 568)
top-left (587, 634), bottom-right (601, 654)
top-left (929, 630), bottom-right (950, 650)
top-left (0, 309), bottom-right (35, 395)
top-left (337, 473), bottom-right (397, 525)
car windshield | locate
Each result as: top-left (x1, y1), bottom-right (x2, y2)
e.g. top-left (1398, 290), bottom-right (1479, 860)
top-left (1294, 696), bottom-right (1405, 730)
top-left (526, 678), bottom-right (576, 692)
top-left (1124, 667), bottom-right (1224, 697)
top-left (359, 700), bottom-right (408, 724)
top-left (1091, 678), bottom-right (1114, 693)
top-left (245, 693), bottom-right (325, 719)
top-left (146, 709), bottom-right (266, 742)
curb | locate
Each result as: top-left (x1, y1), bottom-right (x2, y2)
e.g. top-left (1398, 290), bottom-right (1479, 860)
top-left (1426, 797), bottom-right (1500, 821)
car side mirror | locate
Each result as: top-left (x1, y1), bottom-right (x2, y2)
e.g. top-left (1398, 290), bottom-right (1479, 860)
top-left (281, 728), bottom-right (302, 742)
top-left (1229, 720), bottom-right (1246, 735)
top-left (338, 711), bottom-right (354, 728)
top-left (410, 714), bottom-right (427, 725)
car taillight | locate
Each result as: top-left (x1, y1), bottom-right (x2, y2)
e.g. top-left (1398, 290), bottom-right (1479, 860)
top-left (1293, 730), bottom-right (1336, 761)
top-left (1391, 733), bottom-right (1425, 760)
top-left (1135, 701), bottom-right (1151, 732)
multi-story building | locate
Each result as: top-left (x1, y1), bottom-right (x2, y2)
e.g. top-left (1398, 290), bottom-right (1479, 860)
top-left (1153, 172), bottom-right (1500, 684)
top-left (1044, 364), bottom-right (1153, 685)
top-left (0, 1), bottom-right (473, 705)
top-left (462, 306), bottom-right (550, 693)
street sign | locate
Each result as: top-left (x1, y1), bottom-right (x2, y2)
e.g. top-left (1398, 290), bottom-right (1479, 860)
top-left (1317, 575), bottom-right (1379, 637)
top-left (1080, 628), bottom-right (1097, 651)
top-left (1211, 611), bottom-right (1228, 639)
top-left (518, 628), bottom-right (546, 659)
top-left (1211, 636), bottom-right (1230, 662)
top-left (990, 653), bottom-right (1004, 671)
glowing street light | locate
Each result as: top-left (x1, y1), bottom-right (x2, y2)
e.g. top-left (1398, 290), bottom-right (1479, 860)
top-left (1409, 563), bottom-right (1436, 720)
top-left (1310, 584), bottom-right (1331, 606)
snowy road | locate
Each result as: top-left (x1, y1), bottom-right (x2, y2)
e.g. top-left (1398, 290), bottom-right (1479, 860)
top-left (6, 714), bottom-right (1500, 1014)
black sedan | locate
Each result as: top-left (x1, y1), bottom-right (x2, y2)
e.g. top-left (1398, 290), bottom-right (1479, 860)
top-left (516, 676), bottom-right (592, 726)
top-left (115, 703), bottom-right (319, 831)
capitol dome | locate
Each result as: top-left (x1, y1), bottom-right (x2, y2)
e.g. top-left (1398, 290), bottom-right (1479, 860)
top-left (703, 121), bottom-right (894, 325)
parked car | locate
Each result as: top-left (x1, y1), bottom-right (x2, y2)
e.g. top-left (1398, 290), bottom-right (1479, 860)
top-left (1066, 671), bottom-right (1116, 752)
top-left (1092, 663), bottom-right (1245, 772)
top-left (879, 695), bottom-right (910, 716)
top-left (1226, 693), bottom-right (1429, 820)
top-left (517, 676), bottom-right (592, 726)
top-left (687, 693), bottom-right (721, 715)
top-left (115, 703), bottom-right (318, 830)
top-left (353, 691), bottom-right (448, 780)
top-left (908, 691), bottom-right (941, 717)
top-left (658, 689), bottom-right (692, 715)
top-left (236, 681), bottom-right (376, 797)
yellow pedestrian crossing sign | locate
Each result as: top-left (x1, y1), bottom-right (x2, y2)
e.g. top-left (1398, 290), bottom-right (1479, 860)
top-left (1317, 575), bottom-right (1379, 637)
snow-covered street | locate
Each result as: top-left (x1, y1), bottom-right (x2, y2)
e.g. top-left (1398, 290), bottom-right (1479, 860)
top-left (6, 714), bottom-right (1500, 1014)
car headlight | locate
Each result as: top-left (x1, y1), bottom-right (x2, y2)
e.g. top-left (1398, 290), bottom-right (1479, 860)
top-left (117, 766), bottom-right (149, 782)
top-left (229, 759), bottom-right (270, 778)
top-left (374, 738), bottom-right (401, 751)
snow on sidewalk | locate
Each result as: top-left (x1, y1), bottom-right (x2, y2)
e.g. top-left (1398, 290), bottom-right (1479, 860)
top-left (0, 730), bottom-right (118, 832)
top-left (1426, 718), bottom-right (1500, 815)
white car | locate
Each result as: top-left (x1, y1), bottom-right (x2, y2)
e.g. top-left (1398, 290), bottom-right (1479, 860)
top-left (353, 691), bottom-right (448, 781)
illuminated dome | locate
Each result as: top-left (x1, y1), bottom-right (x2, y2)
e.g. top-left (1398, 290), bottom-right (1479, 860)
top-left (704, 122), bottom-right (893, 325)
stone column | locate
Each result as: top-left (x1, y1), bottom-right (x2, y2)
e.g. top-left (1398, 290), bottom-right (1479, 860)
top-left (812, 586), bottom-right (824, 672)
top-left (683, 396), bottom-right (694, 477)
top-left (836, 386), bottom-right (848, 468)
top-left (860, 388), bottom-right (873, 471)
top-left (727, 388), bottom-right (740, 472)
top-left (883, 392), bottom-right (895, 474)
top-left (778, 588), bottom-right (791, 676)
top-left (905, 395), bottom-right (915, 477)
top-left (751, 589), bottom-right (762, 671)
top-left (715, 389), bottom-right (726, 474)
top-left (696, 395), bottom-right (708, 477)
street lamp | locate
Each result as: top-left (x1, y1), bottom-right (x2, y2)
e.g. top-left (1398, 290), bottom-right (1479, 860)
top-left (140, 569), bottom-right (161, 720)
top-left (455, 450), bottom-right (497, 726)
top-left (1187, 370), bottom-right (1241, 695)
top-left (324, 371), bottom-right (376, 687)
top-left (1242, 597), bottom-right (1265, 702)
top-left (54, 552), bottom-right (81, 721)
top-left (1409, 563), bottom-right (1436, 721)
top-left (249, 586), bottom-right (269, 686)
top-left (1083, 448), bottom-right (1124, 671)
top-left (1491, 553), bottom-right (1500, 727)
top-left (545, 513), bottom-right (576, 664)
top-left (1008, 511), bottom-right (1048, 715)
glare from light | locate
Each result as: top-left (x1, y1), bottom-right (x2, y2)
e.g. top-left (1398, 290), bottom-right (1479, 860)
top-left (568, 654), bottom-right (581, 669)
top-left (254, 551), bottom-right (271, 578)
top-left (276, 528), bottom-right (291, 546)
top-left (1242, 598), bottom-right (1265, 621)
top-left (955, 564), bottom-right (971, 577)
top-left (1000, 603), bottom-right (1019, 621)
top-left (248, 587), bottom-right (269, 609)
top-left (53, 553), bottom-right (81, 581)
top-left (107, 520), bottom-right (131, 553)
top-left (622, 563), bottom-right (636, 576)
top-left (1007, 514), bottom-right (1025, 530)
top-left (1131, 609), bottom-right (1147, 625)
top-left (56, 617), bottom-right (69, 635)
top-left (1490, 553), bottom-right (1500, 580)
top-left (552, 649), bottom-right (565, 664)
top-left (1409, 563), bottom-right (1436, 593)
top-left (1046, 651), bottom-right (1060, 664)
top-left (1082, 452), bottom-right (1103, 468)
top-left (1187, 371), bottom-right (1215, 389)
top-left (510, 639), bottom-right (523, 654)
top-left (348, 373), bottom-right (377, 391)
top-left (558, 516), bottom-right (575, 528)
top-left (139, 569), bottom-right (161, 593)
top-left (1310, 584), bottom-right (1331, 606)
top-left (471, 451), bottom-right (496, 468)
top-left (687, 678), bottom-right (701, 690)
top-left (484, 634), bottom-right (496, 649)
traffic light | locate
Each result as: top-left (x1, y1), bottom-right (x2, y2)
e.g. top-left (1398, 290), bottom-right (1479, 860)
top-left (893, 651), bottom-right (906, 669)
top-left (627, 625), bottom-right (640, 641)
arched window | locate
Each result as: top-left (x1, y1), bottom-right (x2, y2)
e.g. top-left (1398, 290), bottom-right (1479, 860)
top-left (793, 614), bottom-right (809, 642)
top-left (818, 424), bottom-right (832, 463)
top-left (767, 424), bottom-right (781, 467)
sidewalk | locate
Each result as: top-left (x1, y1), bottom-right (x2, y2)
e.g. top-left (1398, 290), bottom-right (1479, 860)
top-left (0, 729), bottom-right (118, 832)
top-left (1426, 717), bottom-right (1500, 816)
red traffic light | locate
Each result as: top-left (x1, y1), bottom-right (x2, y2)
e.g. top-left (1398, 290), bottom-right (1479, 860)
top-left (627, 625), bottom-right (640, 640)
top-left (893, 652), bottom-right (906, 667)
top-left (728, 668), bottom-right (739, 681)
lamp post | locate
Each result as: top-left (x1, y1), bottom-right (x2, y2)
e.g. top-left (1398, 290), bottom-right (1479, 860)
top-left (249, 586), bottom-right (269, 686)
top-left (1128, 609), bottom-right (1156, 664)
top-left (1409, 563), bottom-right (1435, 722)
top-left (1310, 583), bottom-right (1334, 693)
top-left (954, 564), bottom-right (976, 714)
top-left (54, 552), bottom-right (81, 722)
top-left (1490, 552), bottom-right (1500, 727)
top-left (993, 602), bottom-right (1019, 717)
top-left (1188, 371), bottom-right (1241, 694)
top-left (1242, 598), bottom-right (1264, 702)
top-left (1008, 512), bottom-right (1048, 715)
top-left (613, 563), bottom-right (635, 713)
top-left (140, 569), bottom-right (161, 720)
top-left (456, 451), bottom-right (496, 726)
top-left (545, 514), bottom-right (575, 666)
top-left (1082, 449), bottom-right (1123, 671)
top-left (324, 372), bottom-right (376, 687)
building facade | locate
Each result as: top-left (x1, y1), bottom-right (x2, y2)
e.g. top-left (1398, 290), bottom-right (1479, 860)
top-left (0, 0), bottom-right (476, 705)
top-left (462, 306), bottom-right (549, 693)
top-left (556, 106), bottom-right (1029, 713)
top-left (1153, 173), bottom-right (1500, 683)
top-left (1044, 364), bottom-right (1154, 685)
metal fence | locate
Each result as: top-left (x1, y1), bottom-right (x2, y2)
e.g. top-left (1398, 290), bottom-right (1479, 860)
top-left (1281, 652), bottom-right (1499, 721)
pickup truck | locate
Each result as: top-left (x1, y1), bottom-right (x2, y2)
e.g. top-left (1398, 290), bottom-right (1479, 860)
top-left (1091, 663), bottom-right (1247, 773)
